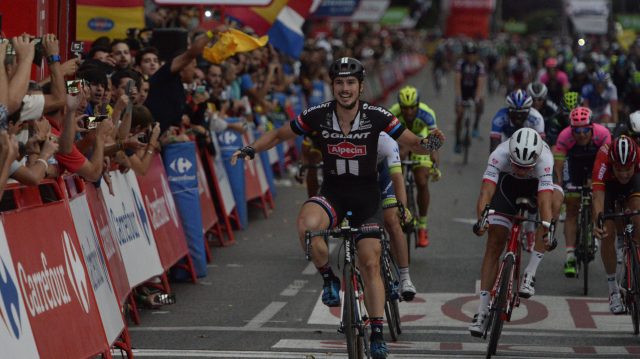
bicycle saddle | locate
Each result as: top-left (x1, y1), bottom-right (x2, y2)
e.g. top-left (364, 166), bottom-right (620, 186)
top-left (515, 197), bottom-right (537, 211)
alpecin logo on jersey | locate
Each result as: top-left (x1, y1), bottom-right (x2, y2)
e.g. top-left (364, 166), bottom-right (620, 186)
top-left (328, 142), bottom-right (366, 159)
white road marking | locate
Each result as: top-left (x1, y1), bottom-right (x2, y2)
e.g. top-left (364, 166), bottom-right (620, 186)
top-left (308, 292), bottom-right (633, 332)
top-left (245, 302), bottom-right (288, 328)
top-left (452, 218), bottom-right (477, 225)
top-left (280, 280), bottom-right (309, 296)
top-left (273, 339), bottom-right (640, 355)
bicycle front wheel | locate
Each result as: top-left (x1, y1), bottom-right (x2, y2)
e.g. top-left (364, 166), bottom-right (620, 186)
top-left (383, 255), bottom-right (402, 341)
top-left (629, 244), bottom-right (640, 335)
top-left (486, 255), bottom-right (513, 358)
top-left (343, 263), bottom-right (365, 358)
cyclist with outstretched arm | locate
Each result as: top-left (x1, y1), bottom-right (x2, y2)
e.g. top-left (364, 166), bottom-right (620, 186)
top-left (231, 57), bottom-right (443, 359)
top-left (469, 128), bottom-right (554, 337)
top-left (592, 136), bottom-right (640, 314)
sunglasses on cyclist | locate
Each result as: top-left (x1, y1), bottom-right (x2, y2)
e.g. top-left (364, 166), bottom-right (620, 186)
top-left (572, 126), bottom-right (592, 134)
top-left (510, 160), bottom-right (536, 171)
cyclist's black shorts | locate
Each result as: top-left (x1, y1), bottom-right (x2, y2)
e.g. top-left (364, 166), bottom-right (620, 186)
top-left (604, 173), bottom-right (640, 212)
top-left (305, 177), bottom-right (384, 240)
top-left (490, 173), bottom-right (538, 217)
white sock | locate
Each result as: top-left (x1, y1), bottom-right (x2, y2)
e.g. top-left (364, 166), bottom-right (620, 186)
top-left (477, 290), bottom-right (490, 314)
top-left (607, 274), bottom-right (619, 295)
top-left (399, 267), bottom-right (410, 282)
top-left (524, 250), bottom-right (544, 276)
top-left (566, 247), bottom-right (575, 261)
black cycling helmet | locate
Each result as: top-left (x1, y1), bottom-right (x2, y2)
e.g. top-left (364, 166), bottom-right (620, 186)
top-left (329, 57), bottom-right (365, 82)
top-left (464, 41), bottom-right (477, 55)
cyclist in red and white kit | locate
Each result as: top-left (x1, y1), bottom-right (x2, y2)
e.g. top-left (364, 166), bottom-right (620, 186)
top-left (469, 128), bottom-right (555, 337)
top-left (592, 135), bottom-right (640, 314)
top-left (231, 57), bottom-right (443, 358)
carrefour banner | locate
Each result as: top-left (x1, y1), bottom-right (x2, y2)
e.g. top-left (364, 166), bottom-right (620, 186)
top-left (162, 142), bottom-right (207, 278)
top-left (69, 194), bottom-right (124, 346)
top-left (100, 171), bottom-right (164, 287)
top-left (2, 202), bottom-right (107, 358)
top-left (76, 0), bottom-right (145, 41)
top-left (218, 124), bottom-right (248, 229)
top-left (0, 223), bottom-right (39, 359)
top-left (85, 185), bottom-right (131, 306)
top-left (137, 155), bottom-right (189, 271)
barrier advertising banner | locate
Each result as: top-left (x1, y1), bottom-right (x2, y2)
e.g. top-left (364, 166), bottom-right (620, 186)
top-left (243, 130), bottom-right (270, 201)
top-left (137, 155), bottom-right (189, 271)
top-left (195, 150), bottom-right (218, 232)
top-left (2, 201), bottom-right (107, 358)
top-left (0, 223), bottom-right (39, 359)
top-left (162, 142), bottom-right (207, 278)
top-left (69, 194), bottom-right (124, 345)
top-left (85, 185), bottom-right (130, 306)
top-left (218, 128), bottom-right (248, 228)
top-left (210, 133), bottom-right (236, 216)
top-left (100, 171), bottom-right (164, 287)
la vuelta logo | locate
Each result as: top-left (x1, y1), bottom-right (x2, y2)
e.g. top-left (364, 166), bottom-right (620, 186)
top-left (328, 142), bottom-right (366, 159)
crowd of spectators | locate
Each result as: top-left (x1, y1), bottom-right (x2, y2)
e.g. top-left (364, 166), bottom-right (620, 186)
top-left (0, 5), bottom-right (426, 206)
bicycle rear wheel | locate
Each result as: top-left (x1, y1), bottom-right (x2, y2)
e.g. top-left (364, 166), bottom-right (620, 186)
top-left (486, 255), bottom-right (513, 358)
top-left (344, 263), bottom-right (364, 358)
top-left (463, 125), bottom-right (470, 165)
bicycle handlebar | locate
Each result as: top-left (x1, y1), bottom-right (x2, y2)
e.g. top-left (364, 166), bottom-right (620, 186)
top-left (304, 218), bottom-right (383, 261)
top-left (474, 205), bottom-right (557, 250)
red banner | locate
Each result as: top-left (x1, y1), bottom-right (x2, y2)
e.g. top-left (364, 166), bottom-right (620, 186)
top-left (2, 201), bottom-right (107, 358)
top-left (136, 155), bottom-right (189, 270)
top-left (85, 184), bottom-right (131, 306)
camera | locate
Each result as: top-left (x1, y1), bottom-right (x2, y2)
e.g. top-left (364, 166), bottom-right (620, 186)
top-left (84, 115), bottom-right (108, 130)
top-left (71, 41), bottom-right (84, 57)
top-left (66, 80), bottom-right (84, 95)
top-left (137, 131), bottom-right (150, 144)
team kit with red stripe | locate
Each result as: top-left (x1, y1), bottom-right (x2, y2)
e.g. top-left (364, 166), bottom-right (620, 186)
top-left (291, 100), bottom-right (406, 231)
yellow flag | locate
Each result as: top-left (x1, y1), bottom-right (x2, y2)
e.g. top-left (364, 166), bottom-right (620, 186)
top-left (203, 28), bottom-right (269, 64)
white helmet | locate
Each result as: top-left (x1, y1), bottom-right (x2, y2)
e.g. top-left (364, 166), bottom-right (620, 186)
top-left (509, 128), bottom-right (543, 167)
top-left (630, 111), bottom-right (640, 134)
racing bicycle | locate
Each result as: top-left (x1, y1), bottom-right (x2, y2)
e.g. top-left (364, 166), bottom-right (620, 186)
top-left (600, 209), bottom-right (640, 335)
top-left (381, 202), bottom-right (405, 341)
top-left (401, 160), bottom-right (421, 263)
top-left (475, 198), bottom-right (556, 358)
top-left (305, 212), bottom-right (383, 358)
top-left (567, 185), bottom-right (597, 295)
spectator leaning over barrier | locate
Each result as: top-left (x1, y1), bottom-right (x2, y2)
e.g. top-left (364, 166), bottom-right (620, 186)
top-left (45, 84), bottom-right (114, 182)
top-left (111, 39), bottom-right (133, 70)
top-left (113, 105), bottom-right (160, 176)
top-left (78, 66), bottom-right (112, 116)
top-left (144, 24), bottom-right (226, 133)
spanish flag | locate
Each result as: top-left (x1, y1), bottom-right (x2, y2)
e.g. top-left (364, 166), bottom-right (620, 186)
top-left (202, 29), bottom-right (269, 64)
top-left (225, 0), bottom-right (289, 36)
top-left (76, 0), bottom-right (144, 41)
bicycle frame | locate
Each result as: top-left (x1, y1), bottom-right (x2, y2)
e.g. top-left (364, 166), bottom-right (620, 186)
top-left (461, 100), bottom-right (475, 165)
top-left (304, 215), bottom-right (383, 358)
top-left (601, 209), bottom-right (640, 335)
top-left (568, 185), bottom-right (595, 295)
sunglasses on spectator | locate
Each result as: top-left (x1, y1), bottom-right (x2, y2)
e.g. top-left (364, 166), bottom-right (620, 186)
top-left (572, 126), bottom-right (592, 134)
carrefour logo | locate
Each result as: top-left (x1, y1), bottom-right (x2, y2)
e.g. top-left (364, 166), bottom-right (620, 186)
top-left (0, 258), bottom-right (21, 339)
top-left (63, 232), bottom-right (90, 314)
top-left (87, 17), bottom-right (114, 32)
top-left (170, 157), bottom-right (193, 174)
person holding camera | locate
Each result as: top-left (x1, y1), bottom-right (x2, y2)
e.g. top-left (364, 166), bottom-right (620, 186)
top-left (112, 105), bottom-right (161, 176)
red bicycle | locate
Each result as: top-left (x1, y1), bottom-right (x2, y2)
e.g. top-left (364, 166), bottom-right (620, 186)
top-left (475, 198), bottom-right (556, 358)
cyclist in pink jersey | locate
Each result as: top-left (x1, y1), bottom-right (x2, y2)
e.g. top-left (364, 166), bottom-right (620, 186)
top-left (553, 107), bottom-right (611, 276)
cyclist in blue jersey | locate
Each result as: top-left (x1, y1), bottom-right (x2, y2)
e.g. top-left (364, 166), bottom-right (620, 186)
top-left (581, 70), bottom-right (618, 124)
top-left (490, 89), bottom-right (545, 153)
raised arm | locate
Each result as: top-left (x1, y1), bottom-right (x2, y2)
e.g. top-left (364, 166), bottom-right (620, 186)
top-left (230, 125), bottom-right (296, 165)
